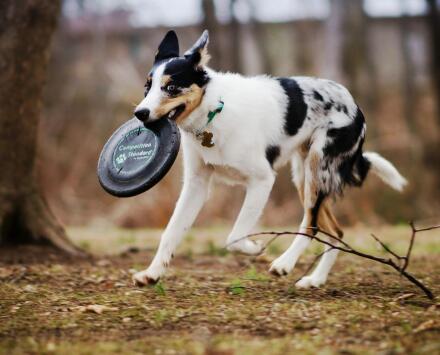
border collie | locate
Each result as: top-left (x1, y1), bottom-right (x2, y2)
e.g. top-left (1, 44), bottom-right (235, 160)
top-left (132, 30), bottom-right (407, 288)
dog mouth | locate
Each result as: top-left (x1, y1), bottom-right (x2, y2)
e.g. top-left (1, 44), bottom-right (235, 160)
top-left (164, 104), bottom-right (185, 121)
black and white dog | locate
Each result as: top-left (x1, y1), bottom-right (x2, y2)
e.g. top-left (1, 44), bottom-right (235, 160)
top-left (132, 30), bottom-right (407, 288)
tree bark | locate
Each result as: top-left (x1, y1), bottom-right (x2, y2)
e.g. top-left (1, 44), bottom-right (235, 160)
top-left (201, 0), bottom-right (222, 69)
top-left (426, 0), bottom-right (440, 123)
top-left (340, 0), bottom-right (366, 98)
top-left (228, 0), bottom-right (241, 73)
top-left (399, 2), bottom-right (417, 132)
top-left (247, 0), bottom-right (273, 75)
top-left (324, 0), bottom-right (345, 81)
top-left (0, 0), bottom-right (84, 255)
top-left (425, 0), bottom-right (440, 196)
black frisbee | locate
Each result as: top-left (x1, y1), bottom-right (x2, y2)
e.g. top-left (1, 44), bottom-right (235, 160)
top-left (97, 117), bottom-right (180, 197)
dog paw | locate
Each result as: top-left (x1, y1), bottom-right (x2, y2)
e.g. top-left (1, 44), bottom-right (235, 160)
top-left (269, 256), bottom-right (293, 276)
top-left (227, 239), bottom-right (264, 256)
top-left (295, 275), bottom-right (327, 289)
top-left (132, 269), bottom-right (160, 287)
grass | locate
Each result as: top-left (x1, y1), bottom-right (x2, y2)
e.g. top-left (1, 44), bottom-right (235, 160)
top-left (0, 225), bottom-right (439, 354)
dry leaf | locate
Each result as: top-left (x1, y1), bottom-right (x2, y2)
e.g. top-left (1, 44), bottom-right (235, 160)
top-left (10, 306), bottom-right (20, 313)
top-left (96, 259), bottom-right (111, 267)
top-left (71, 304), bottom-right (118, 314)
top-left (414, 320), bottom-right (437, 333)
top-left (394, 293), bottom-right (415, 301)
top-left (254, 254), bottom-right (273, 263)
top-left (23, 285), bottom-right (37, 293)
top-left (0, 268), bottom-right (13, 279)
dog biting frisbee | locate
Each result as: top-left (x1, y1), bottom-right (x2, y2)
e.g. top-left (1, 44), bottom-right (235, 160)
top-left (97, 117), bottom-right (180, 197)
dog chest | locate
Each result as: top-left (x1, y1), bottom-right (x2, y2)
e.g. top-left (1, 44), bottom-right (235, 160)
top-left (209, 163), bottom-right (248, 186)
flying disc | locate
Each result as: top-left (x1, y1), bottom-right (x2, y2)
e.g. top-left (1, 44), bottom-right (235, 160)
top-left (97, 117), bottom-right (180, 197)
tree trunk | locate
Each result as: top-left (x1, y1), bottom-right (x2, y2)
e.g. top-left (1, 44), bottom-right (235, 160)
top-left (228, 0), bottom-right (241, 73)
top-left (324, 0), bottom-right (345, 81)
top-left (0, 0), bottom-right (84, 255)
top-left (425, 0), bottom-right (440, 197)
top-left (201, 0), bottom-right (222, 69)
top-left (247, 0), bottom-right (273, 75)
top-left (399, 2), bottom-right (417, 133)
top-left (426, 0), bottom-right (440, 123)
top-left (340, 0), bottom-right (366, 98)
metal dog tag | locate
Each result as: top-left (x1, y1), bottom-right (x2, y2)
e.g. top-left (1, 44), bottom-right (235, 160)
top-left (201, 131), bottom-right (214, 148)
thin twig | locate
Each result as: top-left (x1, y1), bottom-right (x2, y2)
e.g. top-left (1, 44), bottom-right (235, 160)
top-left (413, 224), bottom-right (440, 233)
top-left (402, 221), bottom-right (417, 271)
top-left (370, 233), bottom-right (404, 261)
top-left (294, 249), bottom-right (329, 283)
top-left (229, 222), bottom-right (440, 299)
top-left (259, 234), bottom-right (281, 253)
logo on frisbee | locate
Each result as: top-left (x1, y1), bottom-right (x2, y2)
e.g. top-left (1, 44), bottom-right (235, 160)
top-left (112, 127), bottom-right (159, 175)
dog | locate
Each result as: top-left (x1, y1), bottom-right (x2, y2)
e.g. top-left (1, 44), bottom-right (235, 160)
top-left (132, 30), bottom-right (407, 288)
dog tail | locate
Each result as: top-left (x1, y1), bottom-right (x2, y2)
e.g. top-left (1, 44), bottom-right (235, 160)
top-left (363, 152), bottom-right (407, 192)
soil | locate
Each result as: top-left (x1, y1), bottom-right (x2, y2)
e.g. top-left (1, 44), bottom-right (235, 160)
top-left (0, 228), bottom-right (439, 355)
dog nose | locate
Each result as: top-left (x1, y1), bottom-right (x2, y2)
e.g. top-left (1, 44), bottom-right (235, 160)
top-left (134, 108), bottom-right (150, 122)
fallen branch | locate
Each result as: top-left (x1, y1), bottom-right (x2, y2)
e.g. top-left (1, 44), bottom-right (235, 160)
top-left (228, 222), bottom-right (439, 299)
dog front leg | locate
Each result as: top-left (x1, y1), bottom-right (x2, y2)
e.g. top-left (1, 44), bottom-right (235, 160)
top-left (133, 168), bottom-right (212, 286)
top-left (226, 173), bottom-right (275, 255)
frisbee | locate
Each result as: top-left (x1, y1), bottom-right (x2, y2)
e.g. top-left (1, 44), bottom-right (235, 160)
top-left (97, 117), bottom-right (180, 197)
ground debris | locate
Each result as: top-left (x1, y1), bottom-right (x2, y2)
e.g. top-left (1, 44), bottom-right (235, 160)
top-left (0, 267), bottom-right (13, 279)
top-left (70, 304), bottom-right (119, 314)
top-left (0, 238), bottom-right (439, 354)
top-left (414, 319), bottom-right (438, 333)
top-left (393, 293), bottom-right (415, 301)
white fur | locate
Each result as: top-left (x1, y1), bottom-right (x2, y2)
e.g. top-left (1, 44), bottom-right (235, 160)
top-left (133, 59), bottom-right (406, 287)
top-left (136, 64), bottom-right (166, 120)
top-left (363, 151), bottom-right (408, 191)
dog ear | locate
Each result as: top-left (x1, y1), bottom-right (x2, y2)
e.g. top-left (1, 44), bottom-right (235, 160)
top-left (184, 30), bottom-right (210, 67)
top-left (154, 30), bottom-right (179, 63)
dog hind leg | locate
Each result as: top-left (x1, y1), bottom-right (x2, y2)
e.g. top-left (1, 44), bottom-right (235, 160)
top-left (296, 202), bottom-right (343, 288)
top-left (270, 150), bottom-right (325, 276)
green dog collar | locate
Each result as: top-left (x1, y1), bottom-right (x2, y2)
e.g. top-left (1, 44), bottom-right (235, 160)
top-left (207, 100), bottom-right (224, 124)
top-left (193, 99), bottom-right (224, 148)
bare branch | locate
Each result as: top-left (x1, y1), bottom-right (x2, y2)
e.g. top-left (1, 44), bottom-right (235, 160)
top-left (402, 221), bottom-right (417, 271)
top-left (370, 233), bottom-right (404, 261)
top-left (413, 224), bottom-right (440, 233)
top-left (230, 222), bottom-right (440, 299)
top-left (294, 249), bottom-right (329, 283)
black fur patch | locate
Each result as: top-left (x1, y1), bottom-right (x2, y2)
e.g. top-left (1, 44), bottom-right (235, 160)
top-left (265, 145), bottom-right (280, 167)
top-left (154, 31), bottom-right (180, 63)
top-left (313, 90), bottom-right (324, 101)
top-left (324, 107), bottom-right (371, 188)
top-left (324, 101), bottom-right (333, 111)
top-left (163, 58), bottom-right (210, 88)
top-left (310, 192), bottom-right (326, 234)
top-left (324, 107), bottom-right (365, 157)
top-left (335, 103), bottom-right (348, 114)
top-left (277, 78), bottom-right (308, 136)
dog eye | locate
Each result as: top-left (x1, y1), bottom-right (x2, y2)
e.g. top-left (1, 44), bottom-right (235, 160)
top-left (166, 84), bottom-right (177, 93)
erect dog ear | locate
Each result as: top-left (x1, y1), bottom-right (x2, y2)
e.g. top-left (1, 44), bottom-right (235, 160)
top-left (154, 30), bottom-right (179, 63)
top-left (184, 30), bottom-right (210, 67)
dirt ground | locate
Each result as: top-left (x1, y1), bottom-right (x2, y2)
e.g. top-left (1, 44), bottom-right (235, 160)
top-left (0, 225), bottom-right (439, 354)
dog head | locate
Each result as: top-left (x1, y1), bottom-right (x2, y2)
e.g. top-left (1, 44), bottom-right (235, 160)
top-left (134, 30), bottom-right (210, 124)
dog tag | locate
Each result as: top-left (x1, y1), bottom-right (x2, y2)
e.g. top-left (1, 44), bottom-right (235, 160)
top-left (201, 131), bottom-right (214, 147)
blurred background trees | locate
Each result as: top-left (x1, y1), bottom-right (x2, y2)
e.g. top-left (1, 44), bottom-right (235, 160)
top-left (0, 0), bottom-right (82, 254)
top-left (40, 0), bottom-right (439, 229)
